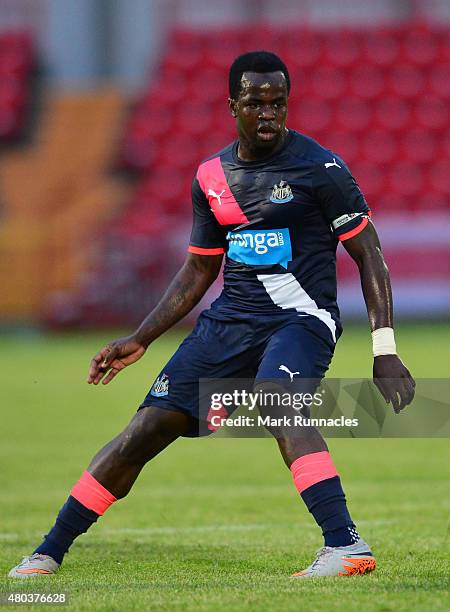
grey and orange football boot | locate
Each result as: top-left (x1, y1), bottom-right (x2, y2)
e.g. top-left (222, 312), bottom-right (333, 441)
top-left (8, 554), bottom-right (60, 578)
top-left (293, 539), bottom-right (376, 578)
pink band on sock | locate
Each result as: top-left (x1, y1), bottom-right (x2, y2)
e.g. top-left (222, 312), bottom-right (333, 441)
top-left (290, 451), bottom-right (339, 494)
top-left (70, 471), bottom-right (117, 515)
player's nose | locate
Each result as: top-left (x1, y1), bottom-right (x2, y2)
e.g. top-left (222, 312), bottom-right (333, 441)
top-left (258, 104), bottom-right (276, 119)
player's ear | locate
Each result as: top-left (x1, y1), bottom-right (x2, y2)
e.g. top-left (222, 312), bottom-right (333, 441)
top-left (228, 98), bottom-right (238, 118)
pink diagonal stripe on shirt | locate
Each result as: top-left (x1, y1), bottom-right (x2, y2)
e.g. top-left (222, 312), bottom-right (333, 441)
top-left (197, 156), bottom-right (248, 226)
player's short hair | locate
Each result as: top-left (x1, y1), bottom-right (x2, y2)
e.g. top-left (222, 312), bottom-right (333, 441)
top-left (229, 51), bottom-right (291, 100)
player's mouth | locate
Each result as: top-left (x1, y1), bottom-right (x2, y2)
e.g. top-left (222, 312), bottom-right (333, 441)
top-left (256, 126), bottom-right (278, 141)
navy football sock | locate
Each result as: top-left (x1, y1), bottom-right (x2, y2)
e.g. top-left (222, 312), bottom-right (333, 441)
top-left (34, 496), bottom-right (99, 564)
top-left (301, 476), bottom-right (360, 547)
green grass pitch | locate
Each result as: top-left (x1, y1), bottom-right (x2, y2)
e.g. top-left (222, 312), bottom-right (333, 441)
top-left (1, 322), bottom-right (449, 610)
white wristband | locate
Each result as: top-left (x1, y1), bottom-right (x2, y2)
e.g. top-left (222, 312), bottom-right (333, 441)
top-left (372, 327), bottom-right (397, 357)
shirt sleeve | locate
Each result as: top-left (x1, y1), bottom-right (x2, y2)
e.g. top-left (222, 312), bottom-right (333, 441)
top-left (312, 155), bottom-right (371, 241)
top-left (188, 177), bottom-right (226, 255)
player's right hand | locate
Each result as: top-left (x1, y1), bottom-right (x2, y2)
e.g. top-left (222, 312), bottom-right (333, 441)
top-left (87, 335), bottom-right (146, 385)
top-left (373, 354), bottom-right (415, 413)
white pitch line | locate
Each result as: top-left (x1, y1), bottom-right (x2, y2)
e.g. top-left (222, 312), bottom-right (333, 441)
top-left (0, 518), bottom-right (402, 541)
top-left (97, 518), bottom-right (400, 536)
top-left (99, 524), bottom-right (272, 536)
top-left (0, 525), bottom-right (271, 541)
top-left (0, 533), bottom-right (19, 541)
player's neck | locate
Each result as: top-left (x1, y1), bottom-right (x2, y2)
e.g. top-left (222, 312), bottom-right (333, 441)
top-left (237, 128), bottom-right (289, 162)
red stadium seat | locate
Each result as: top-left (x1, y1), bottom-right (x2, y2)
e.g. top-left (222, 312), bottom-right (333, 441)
top-left (428, 161), bottom-right (450, 196)
top-left (163, 47), bottom-right (203, 76)
top-left (142, 78), bottom-right (188, 108)
top-left (324, 131), bottom-right (361, 166)
top-left (351, 161), bottom-right (384, 200)
top-left (121, 208), bottom-right (174, 238)
top-left (388, 162), bottom-right (424, 198)
top-left (158, 134), bottom-right (201, 171)
top-left (129, 108), bottom-right (173, 138)
top-left (374, 97), bottom-right (411, 131)
top-left (187, 68), bottom-right (228, 104)
top-left (322, 31), bottom-right (361, 68)
top-left (415, 192), bottom-right (449, 212)
top-left (375, 194), bottom-right (411, 213)
top-left (414, 96), bottom-right (448, 131)
top-left (285, 34), bottom-right (323, 70)
top-left (0, 106), bottom-right (21, 138)
top-left (141, 167), bottom-right (186, 206)
top-left (0, 30), bottom-right (34, 56)
top-left (121, 134), bottom-right (155, 166)
top-left (0, 80), bottom-right (26, 111)
top-left (363, 32), bottom-right (400, 67)
top-left (439, 31), bottom-right (450, 63)
top-left (399, 129), bottom-right (437, 164)
top-left (335, 97), bottom-right (372, 133)
top-left (0, 53), bottom-right (30, 79)
top-left (310, 66), bottom-right (346, 100)
top-left (204, 33), bottom-right (243, 70)
top-left (348, 66), bottom-right (385, 100)
top-left (387, 65), bottom-right (425, 98)
top-left (294, 99), bottom-right (332, 134)
top-left (0, 30), bottom-right (35, 141)
top-left (172, 101), bottom-right (214, 137)
top-left (169, 28), bottom-right (204, 52)
top-left (119, 109), bottom-right (174, 171)
top-left (438, 131), bottom-right (450, 159)
top-left (429, 65), bottom-right (450, 99)
top-left (401, 29), bottom-right (438, 66)
top-left (119, 138), bottom-right (155, 172)
top-left (361, 131), bottom-right (397, 165)
top-left (239, 25), bottom-right (278, 51)
top-left (198, 131), bottom-right (235, 159)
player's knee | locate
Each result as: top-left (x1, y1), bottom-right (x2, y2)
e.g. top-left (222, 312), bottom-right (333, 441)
top-left (116, 407), bottom-right (183, 464)
top-left (117, 420), bottom-right (160, 463)
top-left (116, 430), bottom-right (145, 463)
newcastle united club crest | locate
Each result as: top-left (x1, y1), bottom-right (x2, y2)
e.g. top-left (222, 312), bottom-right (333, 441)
top-left (150, 373), bottom-right (169, 397)
top-left (270, 180), bottom-right (294, 204)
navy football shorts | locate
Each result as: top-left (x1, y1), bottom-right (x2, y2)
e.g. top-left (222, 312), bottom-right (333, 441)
top-left (139, 310), bottom-right (335, 437)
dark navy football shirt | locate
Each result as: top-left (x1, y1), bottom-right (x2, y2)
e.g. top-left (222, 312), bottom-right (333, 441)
top-left (188, 129), bottom-right (371, 341)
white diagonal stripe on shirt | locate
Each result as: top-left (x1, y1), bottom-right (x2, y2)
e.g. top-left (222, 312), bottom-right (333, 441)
top-left (257, 273), bottom-right (336, 342)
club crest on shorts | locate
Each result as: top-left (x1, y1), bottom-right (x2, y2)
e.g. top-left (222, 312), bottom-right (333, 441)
top-left (150, 373), bottom-right (169, 397)
top-left (270, 180), bottom-right (293, 204)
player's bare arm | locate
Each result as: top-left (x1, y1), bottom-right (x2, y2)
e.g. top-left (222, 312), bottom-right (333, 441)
top-left (88, 252), bottom-right (223, 385)
top-left (343, 221), bottom-right (415, 412)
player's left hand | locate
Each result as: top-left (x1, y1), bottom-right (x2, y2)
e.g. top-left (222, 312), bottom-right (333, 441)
top-left (373, 355), bottom-right (416, 413)
top-left (87, 335), bottom-right (147, 386)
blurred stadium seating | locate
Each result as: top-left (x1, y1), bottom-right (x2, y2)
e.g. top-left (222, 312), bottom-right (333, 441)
top-left (0, 17), bottom-right (449, 326)
top-left (100, 23), bottom-right (449, 325)
top-left (119, 24), bottom-right (449, 211)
